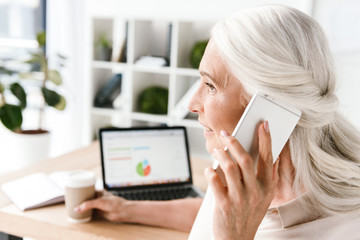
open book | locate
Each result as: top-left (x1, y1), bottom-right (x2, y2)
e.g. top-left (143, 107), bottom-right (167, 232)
top-left (1, 172), bottom-right (70, 211)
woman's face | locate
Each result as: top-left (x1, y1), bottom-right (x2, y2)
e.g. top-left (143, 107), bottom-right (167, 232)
top-left (188, 41), bottom-right (249, 153)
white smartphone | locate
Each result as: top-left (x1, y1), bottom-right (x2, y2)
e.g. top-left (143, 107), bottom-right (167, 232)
top-left (213, 92), bottom-right (301, 170)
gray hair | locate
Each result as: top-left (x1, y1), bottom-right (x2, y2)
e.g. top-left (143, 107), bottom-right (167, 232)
top-left (211, 5), bottom-right (360, 215)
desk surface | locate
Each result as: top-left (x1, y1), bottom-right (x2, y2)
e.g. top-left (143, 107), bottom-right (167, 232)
top-left (0, 142), bottom-right (212, 240)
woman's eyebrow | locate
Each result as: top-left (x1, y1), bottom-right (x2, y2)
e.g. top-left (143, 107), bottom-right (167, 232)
top-left (200, 71), bottom-right (216, 83)
top-left (199, 70), bottom-right (227, 88)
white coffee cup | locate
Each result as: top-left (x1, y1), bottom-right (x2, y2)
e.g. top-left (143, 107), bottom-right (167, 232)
top-left (65, 170), bottom-right (96, 223)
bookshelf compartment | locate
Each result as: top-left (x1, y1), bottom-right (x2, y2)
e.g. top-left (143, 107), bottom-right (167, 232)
top-left (133, 20), bottom-right (172, 66)
top-left (91, 68), bottom-right (114, 102)
top-left (176, 21), bottom-right (214, 68)
top-left (131, 71), bottom-right (170, 113)
top-left (87, 17), bottom-right (216, 159)
top-left (93, 18), bottom-right (114, 61)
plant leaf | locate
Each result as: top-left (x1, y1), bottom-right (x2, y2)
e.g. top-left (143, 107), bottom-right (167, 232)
top-left (0, 104), bottom-right (22, 131)
top-left (54, 95), bottom-right (66, 110)
top-left (42, 87), bottom-right (60, 107)
top-left (48, 70), bottom-right (62, 85)
top-left (10, 83), bottom-right (27, 109)
top-left (37, 31), bottom-right (46, 47)
top-left (0, 66), bottom-right (14, 75)
top-left (25, 53), bottom-right (46, 73)
top-left (0, 82), bottom-right (4, 93)
top-left (19, 72), bottom-right (44, 81)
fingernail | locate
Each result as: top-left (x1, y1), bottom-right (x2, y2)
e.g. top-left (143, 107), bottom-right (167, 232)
top-left (212, 148), bottom-right (218, 154)
top-left (220, 130), bottom-right (229, 137)
top-left (74, 206), bottom-right (81, 212)
top-left (264, 121), bottom-right (269, 133)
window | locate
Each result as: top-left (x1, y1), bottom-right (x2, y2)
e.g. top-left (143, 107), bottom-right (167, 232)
top-left (0, 0), bottom-right (46, 60)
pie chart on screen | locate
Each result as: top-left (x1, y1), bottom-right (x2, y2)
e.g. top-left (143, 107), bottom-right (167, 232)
top-left (136, 159), bottom-right (151, 176)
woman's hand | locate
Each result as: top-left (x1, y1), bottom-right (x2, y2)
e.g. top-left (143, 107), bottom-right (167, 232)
top-left (75, 191), bottom-right (203, 231)
top-left (205, 121), bottom-right (279, 240)
top-left (75, 191), bottom-right (130, 222)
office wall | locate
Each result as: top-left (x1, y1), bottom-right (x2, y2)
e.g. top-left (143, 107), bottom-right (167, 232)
top-left (85, 0), bottom-right (313, 19)
top-left (314, 0), bottom-right (360, 128)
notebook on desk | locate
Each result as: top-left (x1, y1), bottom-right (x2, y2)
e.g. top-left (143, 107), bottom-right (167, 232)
top-left (99, 126), bottom-right (204, 200)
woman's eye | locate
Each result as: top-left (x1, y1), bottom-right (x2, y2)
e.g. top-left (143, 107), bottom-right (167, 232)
top-left (205, 82), bottom-right (216, 93)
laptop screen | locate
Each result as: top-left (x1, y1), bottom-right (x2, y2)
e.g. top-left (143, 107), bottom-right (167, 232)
top-left (99, 127), bottom-right (192, 190)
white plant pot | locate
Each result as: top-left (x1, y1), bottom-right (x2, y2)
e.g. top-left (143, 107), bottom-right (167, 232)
top-left (0, 124), bottom-right (51, 175)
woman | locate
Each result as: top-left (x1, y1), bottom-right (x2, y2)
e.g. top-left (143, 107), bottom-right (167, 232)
top-left (77, 5), bottom-right (360, 239)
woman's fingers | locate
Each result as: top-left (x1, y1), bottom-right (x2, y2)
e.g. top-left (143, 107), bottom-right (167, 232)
top-left (219, 130), bottom-right (257, 190)
top-left (204, 167), bottom-right (227, 199)
top-left (217, 121), bottom-right (274, 189)
top-left (212, 147), bottom-right (242, 192)
top-left (75, 198), bottom-right (105, 213)
top-left (96, 190), bottom-right (106, 198)
top-left (256, 121), bottom-right (275, 186)
top-left (209, 122), bottom-right (277, 240)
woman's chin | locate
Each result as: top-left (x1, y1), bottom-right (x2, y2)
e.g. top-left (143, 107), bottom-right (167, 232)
top-left (205, 141), bottom-right (217, 154)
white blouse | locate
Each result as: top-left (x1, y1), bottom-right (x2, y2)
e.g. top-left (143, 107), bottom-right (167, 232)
top-left (189, 188), bottom-right (360, 240)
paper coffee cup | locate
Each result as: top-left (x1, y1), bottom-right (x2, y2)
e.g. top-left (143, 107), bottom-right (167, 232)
top-left (65, 170), bottom-right (96, 223)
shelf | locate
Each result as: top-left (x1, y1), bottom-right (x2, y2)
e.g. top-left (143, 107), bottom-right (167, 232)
top-left (91, 107), bottom-right (120, 116)
top-left (130, 112), bottom-right (168, 123)
top-left (87, 17), bottom-right (215, 158)
top-left (132, 65), bottom-right (171, 74)
top-left (92, 61), bottom-right (127, 70)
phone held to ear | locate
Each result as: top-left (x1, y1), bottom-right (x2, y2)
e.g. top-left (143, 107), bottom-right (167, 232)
top-left (213, 92), bottom-right (302, 173)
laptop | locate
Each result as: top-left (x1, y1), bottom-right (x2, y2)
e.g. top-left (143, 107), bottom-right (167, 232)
top-left (99, 126), bottom-right (204, 200)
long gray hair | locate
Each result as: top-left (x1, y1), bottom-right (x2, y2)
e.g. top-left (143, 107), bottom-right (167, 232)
top-left (211, 5), bottom-right (360, 215)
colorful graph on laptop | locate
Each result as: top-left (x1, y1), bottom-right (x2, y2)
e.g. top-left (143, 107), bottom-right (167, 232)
top-left (136, 159), bottom-right (151, 177)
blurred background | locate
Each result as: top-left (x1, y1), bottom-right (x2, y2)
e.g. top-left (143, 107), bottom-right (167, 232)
top-left (0, 0), bottom-right (359, 174)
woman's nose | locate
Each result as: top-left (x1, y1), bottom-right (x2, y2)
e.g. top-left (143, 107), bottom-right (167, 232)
top-left (187, 82), bottom-right (203, 113)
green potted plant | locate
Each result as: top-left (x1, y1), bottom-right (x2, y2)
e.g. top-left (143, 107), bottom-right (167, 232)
top-left (189, 40), bottom-right (208, 69)
top-left (138, 86), bottom-right (168, 115)
top-left (0, 31), bottom-right (66, 132)
top-left (95, 33), bottom-right (112, 61)
top-left (0, 31), bottom-right (66, 171)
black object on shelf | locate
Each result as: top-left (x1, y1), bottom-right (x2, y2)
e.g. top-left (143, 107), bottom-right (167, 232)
top-left (119, 21), bottom-right (128, 63)
top-left (94, 73), bottom-right (122, 108)
top-left (164, 23), bottom-right (172, 66)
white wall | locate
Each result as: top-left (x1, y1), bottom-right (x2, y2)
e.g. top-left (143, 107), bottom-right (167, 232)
top-left (313, 0), bottom-right (360, 128)
top-left (86, 0), bottom-right (313, 19)
top-left (45, 0), bottom-right (86, 157)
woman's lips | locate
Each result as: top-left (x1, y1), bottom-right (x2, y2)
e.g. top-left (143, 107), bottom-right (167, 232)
top-left (200, 121), bottom-right (214, 136)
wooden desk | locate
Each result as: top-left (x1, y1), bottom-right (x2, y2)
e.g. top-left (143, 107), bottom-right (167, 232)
top-left (0, 142), bottom-right (212, 240)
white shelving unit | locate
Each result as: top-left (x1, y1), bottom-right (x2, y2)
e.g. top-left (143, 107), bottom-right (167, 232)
top-left (85, 17), bottom-right (216, 159)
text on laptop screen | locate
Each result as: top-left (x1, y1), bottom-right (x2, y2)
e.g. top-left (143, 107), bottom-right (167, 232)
top-left (102, 128), bottom-right (191, 188)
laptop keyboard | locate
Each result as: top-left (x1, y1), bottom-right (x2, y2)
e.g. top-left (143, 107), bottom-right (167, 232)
top-left (114, 186), bottom-right (198, 201)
